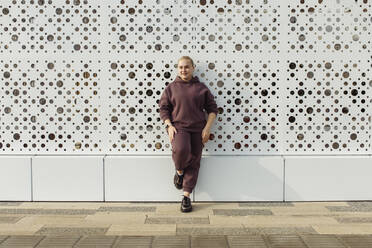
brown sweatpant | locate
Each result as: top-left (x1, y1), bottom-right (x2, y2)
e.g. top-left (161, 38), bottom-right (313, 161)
top-left (171, 129), bottom-right (204, 193)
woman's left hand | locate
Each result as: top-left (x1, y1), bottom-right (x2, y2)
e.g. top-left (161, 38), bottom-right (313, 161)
top-left (201, 127), bottom-right (211, 144)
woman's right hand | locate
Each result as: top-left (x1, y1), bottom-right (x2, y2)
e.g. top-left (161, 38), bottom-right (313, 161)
top-left (168, 125), bottom-right (177, 143)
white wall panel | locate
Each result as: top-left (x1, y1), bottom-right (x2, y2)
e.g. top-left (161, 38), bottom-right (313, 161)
top-left (32, 156), bottom-right (103, 201)
top-left (285, 156), bottom-right (372, 201)
top-left (195, 156), bottom-right (284, 201)
top-left (0, 157), bottom-right (31, 201)
top-left (105, 156), bottom-right (189, 201)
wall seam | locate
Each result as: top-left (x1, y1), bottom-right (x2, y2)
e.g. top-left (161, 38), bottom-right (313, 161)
top-left (103, 155), bottom-right (106, 202)
top-left (283, 156), bottom-right (286, 202)
top-left (30, 156), bottom-right (34, 201)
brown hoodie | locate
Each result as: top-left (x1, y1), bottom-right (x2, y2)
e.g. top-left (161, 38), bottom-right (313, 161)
top-left (158, 75), bottom-right (218, 132)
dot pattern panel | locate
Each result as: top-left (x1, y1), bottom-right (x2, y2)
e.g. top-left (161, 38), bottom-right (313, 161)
top-left (0, 59), bottom-right (104, 153)
top-left (0, 0), bottom-right (371, 155)
top-left (105, 57), bottom-right (281, 154)
top-left (106, 58), bottom-right (173, 153)
top-left (285, 58), bottom-right (371, 153)
top-left (194, 0), bottom-right (281, 54)
top-left (0, 0), bottom-right (103, 54)
top-left (286, 0), bottom-right (372, 53)
top-left (194, 58), bottom-right (281, 153)
top-left (107, 0), bottom-right (195, 54)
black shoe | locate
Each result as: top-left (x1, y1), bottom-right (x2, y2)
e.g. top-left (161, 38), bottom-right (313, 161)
top-left (174, 172), bottom-right (183, 190)
top-left (181, 195), bottom-right (192, 213)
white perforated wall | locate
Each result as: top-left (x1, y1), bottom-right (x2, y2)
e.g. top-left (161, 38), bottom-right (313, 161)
top-left (0, 0), bottom-right (371, 155)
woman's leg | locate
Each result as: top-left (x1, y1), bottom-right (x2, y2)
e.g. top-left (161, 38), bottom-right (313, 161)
top-left (171, 130), bottom-right (192, 172)
top-left (182, 131), bottom-right (204, 194)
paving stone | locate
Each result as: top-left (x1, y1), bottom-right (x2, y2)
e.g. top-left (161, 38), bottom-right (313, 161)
top-left (300, 234), bottom-right (346, 248)
top-left (191, 236), bottom-right (227, 248)
top-left (35, 227), bottom-right (108, 235)
top-left (152, 236), bottom-right (189, 248)
top-left (239, 202), bottom-right (295, 207)
top-left (145, 217), bottom-right (209, 224)
top-left (0, 237), bottom-right (9, 246)
top-left (114, 236), bottom-right (152, 248)
top-left (213, 209), bottom-right (273, 216)
top-left (0, 224), bottom-right (44, 235)
top-left (313, 224), bottom-right (372, 234)
top-left (227, 235), bottom-right (267, 248)
top-left (75, 235), bottom-right (117, 248)
top-left (85, 212), bottom-right (146, 225)
top-left (265, 234), bottom-right (307, 248)
top-left (0, 202), bottom-right (22, 206)
top-left (347, 202), bottom-right (372, 208)
top-left (98, 207), bottom-right (156, 212)
top-left (0, 235), bottom-right (44, 247)
top-left (245, 227), bottom-right (317, 235)
top-left (326, 206), bottom-right (372, 212)
top-left (107, 224), bottom-right (176, 236)
top-left (335, 217), bottom-right (372, 223)
top-left (37, 235), bottom-right (81, 247)
top-left (0, 209), bottom-right (96, 215)
top-left (177, 226), bottom-right (247, 235)
top-left (271, 206), bottom-right (332, 216)
top-left (17, 215), bottom-right (87, 226)
top-left (0, 236), bottom-right (8, 244)
top-left (0, 216), bottom-right (22, 224)
top-left (338, 235), bottom-right (372, 248)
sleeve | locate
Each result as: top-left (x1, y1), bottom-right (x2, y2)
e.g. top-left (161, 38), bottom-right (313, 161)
top-left (204, 88), bottom-right (218, 115)
top-left (158, 87), bottom-right (173, 122)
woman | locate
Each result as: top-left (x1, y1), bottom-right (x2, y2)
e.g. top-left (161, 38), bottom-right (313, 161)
top-left (159, 56), bottom-right (218, 212)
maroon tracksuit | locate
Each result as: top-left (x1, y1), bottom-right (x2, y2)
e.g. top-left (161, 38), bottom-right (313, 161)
top-left (159, 75), bottom-right (218, 193)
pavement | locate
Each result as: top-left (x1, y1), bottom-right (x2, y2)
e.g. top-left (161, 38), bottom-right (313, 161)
top-left (0, 201), bottom-right (372, 247)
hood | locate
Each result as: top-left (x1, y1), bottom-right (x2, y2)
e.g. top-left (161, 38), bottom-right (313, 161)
top-left (174, 75), bottom-right (200, 84)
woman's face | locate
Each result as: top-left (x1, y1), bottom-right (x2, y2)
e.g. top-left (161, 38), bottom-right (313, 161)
top-left (177, 59), bottom-right (194, 82)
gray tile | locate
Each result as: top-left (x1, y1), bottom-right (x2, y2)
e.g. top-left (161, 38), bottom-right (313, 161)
top-left (145, 217), bottom-right (209, 224)
top-left (0, 208), bottom-right (96, 215)
top-left (0, 216), bottom-right (22, 224)
top-left (37, 235), bottom-right (81, 247)
top-left (338, 235), bottom-right (372, 248)
top-left (300, 234), bottom-right (346, 248)
top-left (0, 236), bottom-right (8, 245)
top-left (213, 209), bottom-right (273, 216)
top-left (239, 202), bottom-right (295, 207)
top-left (177, 227), bottom-right (248, 235)
top-left (327, 202), bottom-right (372, 212)
top-left (152, 236), bottom-right (189, 248)
top-left (114, 236), bottom-right (152, 248)
top-left (245, 227), bottom-right (317, 235)
top-left (98, 206), bottom-right (156, 212)
top-left (266, 234), bottom-right (307, 248)
top-left (347, 201), bottom-right (372, 208)
top-left (191, 236), bottom-right (227, 248)
top-left (75, 235), bottom-right (117, 248)
top-left (227, 235), bottom-right (267, 248)
top-left (35, 227), bottom-right (108, 235)
top-left (0, 202), bottom-right (23, 206)
top-left (0, 235), bottom-right (45, 247)
top-left (335, 217), bottom-right (372, 223)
